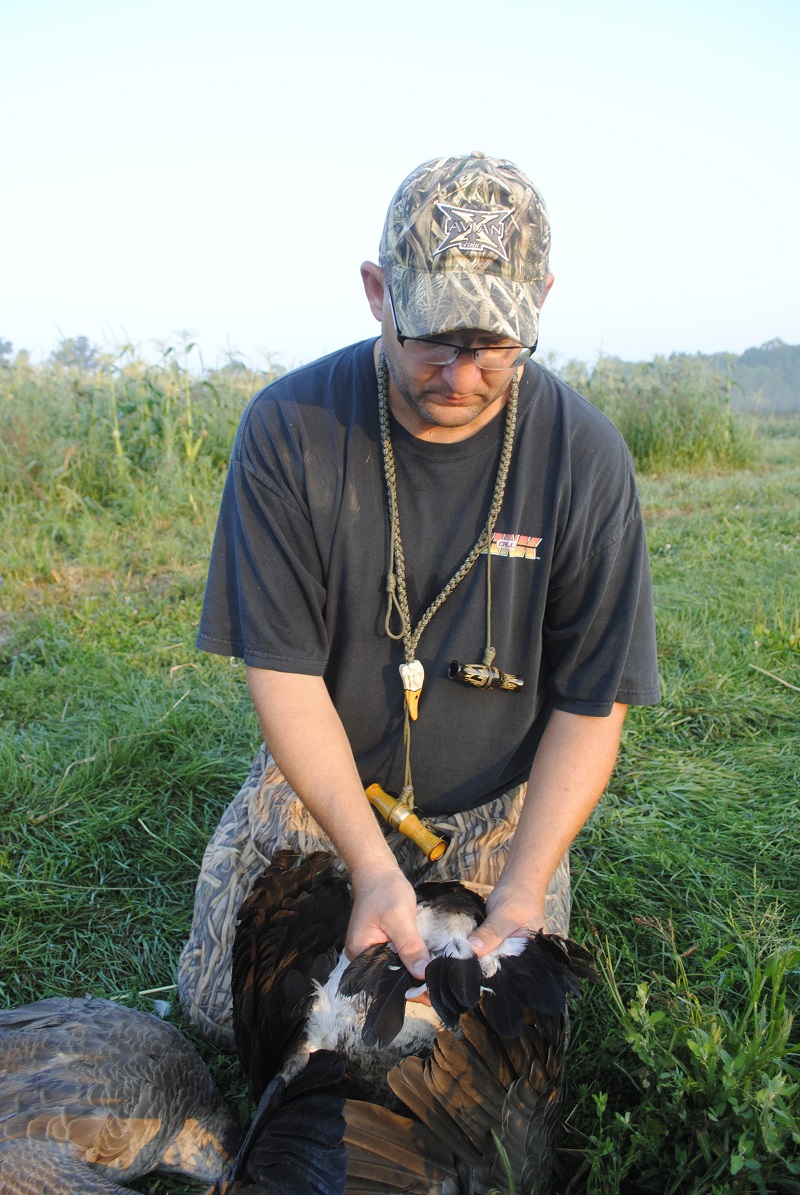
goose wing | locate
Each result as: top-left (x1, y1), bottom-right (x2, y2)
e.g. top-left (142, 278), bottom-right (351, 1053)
top-left (0, 1138), bottom-right (133, 1194)
top-left (342, 1004), bottom-right (567, 1192)
top-left (230, 868), bottom-right (596, 1192)
top-left (480, 931), bottom-right (601, 1036)
top-left (0, 996), bottom-right (239, 1184)
top-left (232, 851), bottom-right (351, 1099)
top-left (380, 1004), bottom-right (570, 1194)
top-left (338, 944), bottom-right (415, 1049)
top-left (486, 1011), bottom-right (570, 1195)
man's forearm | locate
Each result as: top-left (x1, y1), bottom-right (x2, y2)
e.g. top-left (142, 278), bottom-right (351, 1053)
top-left (245, 666), bottom-right (430, 976)
top-left (505, 703), bottom-right (627, 899)
top-left (245, 666), bottom-right (395, 876)
top-left (469, 703), bottom-right (627, 951)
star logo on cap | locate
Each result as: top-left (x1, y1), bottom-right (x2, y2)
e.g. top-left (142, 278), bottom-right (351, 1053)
top-left (433, 202), bottom-right (513, 261)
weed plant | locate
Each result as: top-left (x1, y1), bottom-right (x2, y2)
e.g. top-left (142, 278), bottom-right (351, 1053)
top-left (1, 349), bottom-right (798, 1193)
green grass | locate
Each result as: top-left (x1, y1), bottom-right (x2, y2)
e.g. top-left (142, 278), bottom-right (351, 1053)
top-left (1, 357), bottom-right (798, 1193)
top-left (561, 432), bottom-right (800, 1192)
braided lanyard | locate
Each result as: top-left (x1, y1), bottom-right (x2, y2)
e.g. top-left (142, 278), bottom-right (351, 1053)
top-left (377, 350), bottom-right (519, 809)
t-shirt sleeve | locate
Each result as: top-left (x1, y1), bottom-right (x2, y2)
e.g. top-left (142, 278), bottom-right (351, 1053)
top-left (196, 455), bottom-right (329, 673)
top-left (542, 505), bottom-right (660, 715)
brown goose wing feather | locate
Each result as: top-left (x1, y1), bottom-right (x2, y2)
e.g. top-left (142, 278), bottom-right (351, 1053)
top-left (458, 1009), bottom-right (522, 1095)
top-left (425, 1041), bottom-right (501, 1145)
top-left (385, 1003), bottom-right (573, 1194)
top-left (343, 1099), bottom-right (458, 1193)
top-left (431, 1033), bottom-right (506, 1113)
top-left (485, 1009), bottom-right (569, 1195)
top-left (388, 1059), bottom-right (482, 1168)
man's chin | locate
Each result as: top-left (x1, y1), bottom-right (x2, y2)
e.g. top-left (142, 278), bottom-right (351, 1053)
top-left (415, 396), bottom-right (495, 428)
top-left (423, 409), bottom-right (483, 429)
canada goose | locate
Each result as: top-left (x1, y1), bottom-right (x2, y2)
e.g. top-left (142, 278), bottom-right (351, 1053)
top-left (227, 850), bottom-right (599, 1194)
top-left (0, 996), bottom-right (240, 1195)
top-left (0, 857), bottom-right (596, 1195)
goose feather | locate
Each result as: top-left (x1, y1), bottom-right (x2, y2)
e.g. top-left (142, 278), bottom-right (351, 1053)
top-left (0, 996), bottom-right (240, 1192)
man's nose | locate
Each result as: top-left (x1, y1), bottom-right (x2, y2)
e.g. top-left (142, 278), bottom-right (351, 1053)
top-left (438, 350), bottom-right (484, 390)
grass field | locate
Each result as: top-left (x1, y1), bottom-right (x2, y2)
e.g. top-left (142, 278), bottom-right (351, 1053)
top-left (1, 358), bottom-right (798, 1193)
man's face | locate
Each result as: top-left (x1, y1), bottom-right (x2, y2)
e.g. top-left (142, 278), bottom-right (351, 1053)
top-left (380, 314), bottom-right (521, 436)
top-left (361, 261), bottom-right (552, 441)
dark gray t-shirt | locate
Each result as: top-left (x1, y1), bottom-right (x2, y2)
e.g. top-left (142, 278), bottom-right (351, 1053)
top-left (197, 339), bottom-right (660, 814)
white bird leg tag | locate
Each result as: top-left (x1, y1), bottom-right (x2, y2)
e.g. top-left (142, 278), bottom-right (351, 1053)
top-left (399, 660), bottom-right (424, 721)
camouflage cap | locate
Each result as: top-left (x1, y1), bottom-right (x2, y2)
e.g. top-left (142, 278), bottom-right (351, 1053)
top-left (379, 152), bottom-right (550, 346)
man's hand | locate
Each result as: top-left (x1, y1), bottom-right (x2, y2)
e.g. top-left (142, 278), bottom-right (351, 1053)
top-left (347, 861), bottom-right (431, 980)
top-left (466, 879), bottom-right (545, 958)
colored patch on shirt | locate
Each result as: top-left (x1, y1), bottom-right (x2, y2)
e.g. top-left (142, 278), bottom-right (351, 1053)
top-left (483, 532), bottom-right (542, 560)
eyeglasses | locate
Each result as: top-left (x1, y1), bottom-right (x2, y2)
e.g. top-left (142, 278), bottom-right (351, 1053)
top-left (388, 287), bottom-right (535, 371)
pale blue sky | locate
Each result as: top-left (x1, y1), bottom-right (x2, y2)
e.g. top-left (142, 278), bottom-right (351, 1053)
top-left (2, 0), bottom-right (797, 370)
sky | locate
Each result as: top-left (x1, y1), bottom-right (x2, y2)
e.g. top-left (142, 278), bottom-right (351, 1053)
top-left (2, 0), bottom-right (798, 372)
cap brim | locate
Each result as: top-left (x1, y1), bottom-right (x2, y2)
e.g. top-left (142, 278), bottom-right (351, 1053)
top-left (388, 265), bottom-right (542, 346)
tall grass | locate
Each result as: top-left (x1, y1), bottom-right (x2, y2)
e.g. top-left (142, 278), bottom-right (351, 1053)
top-left (1, 344), bottom-right (282, 508)
top-left (557, 355), bottom-right (758, 473)
top-left (1, 347), bottom-right (798, 1193)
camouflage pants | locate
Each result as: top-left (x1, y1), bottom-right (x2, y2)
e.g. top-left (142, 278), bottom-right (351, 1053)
top-left (177, 744), bottom-right (571, 1051)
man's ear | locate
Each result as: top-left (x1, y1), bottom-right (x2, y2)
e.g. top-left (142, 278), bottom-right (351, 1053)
top-left (361, 261), bottom-right (386, 322)
top-left (541, 272), bottom-right (555, 305)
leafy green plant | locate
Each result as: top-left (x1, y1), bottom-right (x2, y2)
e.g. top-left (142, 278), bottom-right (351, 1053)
top-left (586, 897), bottom-right (800, 1193)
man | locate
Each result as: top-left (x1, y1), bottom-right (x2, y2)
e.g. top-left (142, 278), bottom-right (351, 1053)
top-left (179, 153), bottom-right (660, 1050)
